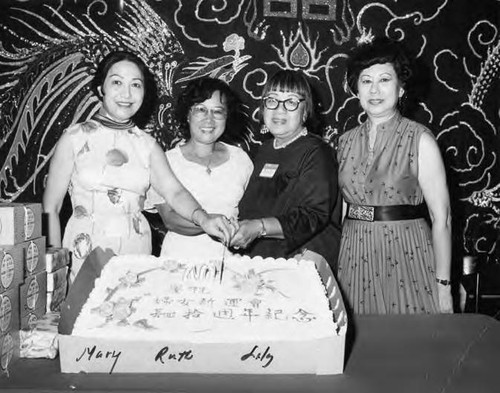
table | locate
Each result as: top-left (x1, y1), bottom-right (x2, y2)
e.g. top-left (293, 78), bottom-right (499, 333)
top-left (1, 314), bottom-right (499, 392)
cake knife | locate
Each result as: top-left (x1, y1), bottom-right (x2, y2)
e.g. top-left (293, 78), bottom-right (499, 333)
top-left (219, 244), bottom-right (226, 284)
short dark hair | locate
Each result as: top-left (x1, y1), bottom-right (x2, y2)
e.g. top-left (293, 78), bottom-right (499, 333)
top-left (259, 70), bottom-right (319, 132)
top-left (175, 77), bottom-right (243, 142)
top-left (92, 50), bottom-right (158, 128)
top-left (346, 37), bottom-right (413, 95)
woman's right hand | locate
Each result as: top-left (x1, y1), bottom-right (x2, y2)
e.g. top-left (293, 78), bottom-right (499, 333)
top-left (194, 209), bottom-right (235, 245)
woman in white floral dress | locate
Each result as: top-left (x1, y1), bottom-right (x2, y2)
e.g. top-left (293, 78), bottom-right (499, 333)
top-left (43, 51), bottom-right (233, 282)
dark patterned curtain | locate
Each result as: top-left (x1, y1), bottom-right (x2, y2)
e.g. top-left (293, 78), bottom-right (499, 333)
top-left (1, 0), bottom-right (498, 263)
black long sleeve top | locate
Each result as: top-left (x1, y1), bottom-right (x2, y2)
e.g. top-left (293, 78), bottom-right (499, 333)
top-left (238, 133), bottom-right (341, 271)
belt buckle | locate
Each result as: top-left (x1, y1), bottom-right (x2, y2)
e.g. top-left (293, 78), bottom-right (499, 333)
top-left (348, 205), bottom-right (375, 222)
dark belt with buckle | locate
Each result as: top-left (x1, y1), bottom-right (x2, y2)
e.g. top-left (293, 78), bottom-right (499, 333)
top-left (346, 203), bottom-right (427, 222)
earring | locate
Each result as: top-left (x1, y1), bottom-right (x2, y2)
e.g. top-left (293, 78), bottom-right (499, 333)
top-left (260, 124), bottom-right (269, 134)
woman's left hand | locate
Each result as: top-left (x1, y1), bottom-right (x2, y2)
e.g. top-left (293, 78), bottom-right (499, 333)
top-left (437, 285), bottom-right (454, 313)
top-left (230, 219), bottom-right (262, 249)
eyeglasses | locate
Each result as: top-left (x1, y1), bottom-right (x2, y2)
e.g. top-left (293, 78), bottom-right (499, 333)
top-left (262, 96), bottom-right (305, 112)
top-left (190, 104), bottom-right (227, 120)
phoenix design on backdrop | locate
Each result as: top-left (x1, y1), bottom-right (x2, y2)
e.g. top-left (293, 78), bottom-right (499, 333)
top-left (0, 0), bottom-right (184, 202)
top-left (0, 0), bottom-right (497, 256)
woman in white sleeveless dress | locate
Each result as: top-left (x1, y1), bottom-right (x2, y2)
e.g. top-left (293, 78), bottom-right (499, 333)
top-left (147, 77), bottom-right (253, 259)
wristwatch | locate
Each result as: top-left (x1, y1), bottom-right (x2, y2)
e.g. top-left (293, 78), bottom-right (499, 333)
top-left (436, 278), bottom-right (451, 286)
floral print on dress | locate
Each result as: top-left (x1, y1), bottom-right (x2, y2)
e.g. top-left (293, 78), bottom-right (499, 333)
top-left (107, 188), bottom-right (122, 205)
top-left (72, 232), bottom-right (92, 260)
top-left (62, 122), bottom-right (155, 281)
top-left (105, 148), bottom-right (129, 166)
top-left (80, 120), bottom-right (99, 134)
top-left (77, 141), bottom-right (90, 157)
top-left (73, 205), bottom-right (89, 218)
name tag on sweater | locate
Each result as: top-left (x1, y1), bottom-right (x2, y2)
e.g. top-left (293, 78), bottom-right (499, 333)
top-left (259, 163), bottom-right (279, 178)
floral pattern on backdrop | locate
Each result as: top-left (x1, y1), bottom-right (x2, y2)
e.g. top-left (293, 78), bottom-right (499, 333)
top-left (0, 0), bottom-right (498, 263)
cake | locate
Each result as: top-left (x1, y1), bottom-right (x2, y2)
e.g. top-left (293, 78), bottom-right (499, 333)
top-left (72, 254), bottom-right (337, 343)
top-left (61, 253), bottom-right (347, 374)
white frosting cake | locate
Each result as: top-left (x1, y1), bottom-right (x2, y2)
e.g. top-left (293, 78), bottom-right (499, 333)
top-left (72, 254), bottom-right (337, 343)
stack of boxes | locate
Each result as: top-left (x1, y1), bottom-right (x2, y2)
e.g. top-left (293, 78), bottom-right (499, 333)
top-left (0, 238), bottom-right (22, 375)
top-left (0, 202), bottom-right (72, 371)
top-left (0, 203), bottom-right (45, 374)
top-left (19, 236), bottom-right (47, 330)
top-left (19, 248), bottom-right (69, 360)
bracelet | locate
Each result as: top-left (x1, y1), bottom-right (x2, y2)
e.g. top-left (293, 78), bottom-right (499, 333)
top-left (191, 207), bottom-right (207, 226)
top-left (436, 278), bottom-right (451, 286)
top-left (258, 218), bottom-right (267, 238)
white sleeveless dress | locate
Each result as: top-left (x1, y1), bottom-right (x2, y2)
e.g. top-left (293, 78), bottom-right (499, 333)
top-left (147, 142), bottom-right (253, 259)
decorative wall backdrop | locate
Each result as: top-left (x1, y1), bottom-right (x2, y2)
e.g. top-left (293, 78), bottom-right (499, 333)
top-left (0, 0), bottom-right (498, 263)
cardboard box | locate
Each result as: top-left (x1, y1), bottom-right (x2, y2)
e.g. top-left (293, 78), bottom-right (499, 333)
top-left (0, 203), bottom-right (42, 246)
top-left (0, 245), bottom-right (24, 293)
top-left (23, 236), bottom-right (46, 276)
top-left (0, 288), bottom-right (20, 334)
top-left (58, 254), bottom-right (347, 375)
top-left (20, 306), bottom-right (46, 330)
top-left (0, 331), bottom-right (20, 376)
top-left (19, 271), bottom-right (47, 317)
top-left (46, 247), bottom-right (70, 273)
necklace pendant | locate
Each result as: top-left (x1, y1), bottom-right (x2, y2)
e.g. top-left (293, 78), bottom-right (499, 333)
top-left (206, 166), bottom-right (212, 175)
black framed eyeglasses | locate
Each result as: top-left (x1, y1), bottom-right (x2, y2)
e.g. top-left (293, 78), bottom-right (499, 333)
top-left (262, 96), bottom-right (305, 112)
top-left (190, 104), bottom-right (227, 120)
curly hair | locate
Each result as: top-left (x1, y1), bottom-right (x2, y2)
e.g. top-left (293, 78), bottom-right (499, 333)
top-left (175, 77), bottom-right (244, 143)
top-left (92, 50), bottom-right (158, 128)
top-left (345, 37), bottom-right (413, 96)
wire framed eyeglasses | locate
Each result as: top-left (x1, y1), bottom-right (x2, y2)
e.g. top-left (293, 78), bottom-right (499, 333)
top-left (190, 104), bottom-right (227, 120)
top-left (262, 96), bottom-right (305, 112)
